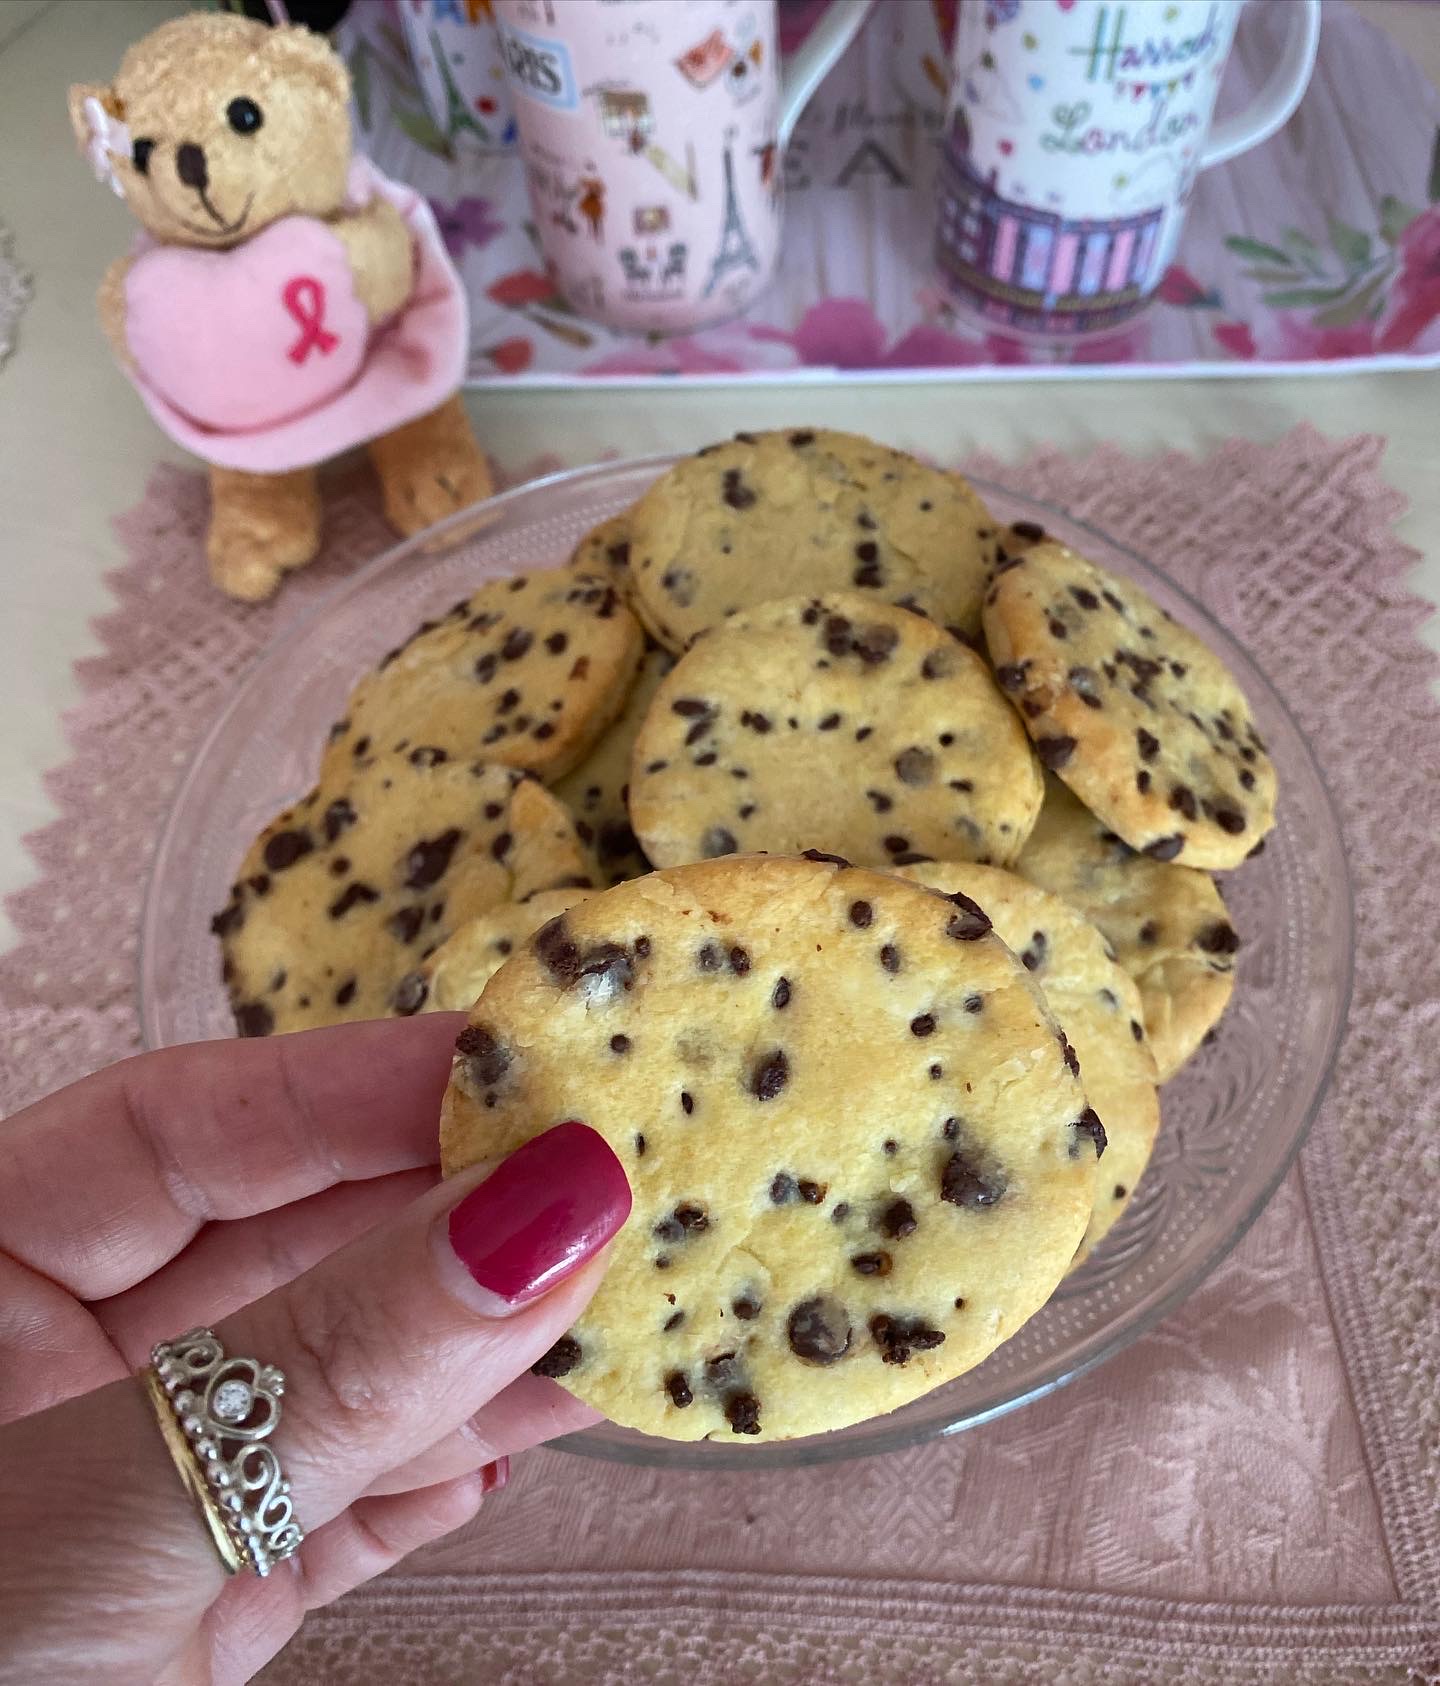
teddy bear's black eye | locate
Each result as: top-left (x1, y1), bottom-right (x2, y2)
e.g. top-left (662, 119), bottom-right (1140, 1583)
top-left (132, 138), bottom-right (155, 174)
top-left (227, 97), bottom-right (263, 136)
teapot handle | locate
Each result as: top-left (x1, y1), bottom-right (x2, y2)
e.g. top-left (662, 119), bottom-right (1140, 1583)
top-left (777, 0), bottom-right (874, 149)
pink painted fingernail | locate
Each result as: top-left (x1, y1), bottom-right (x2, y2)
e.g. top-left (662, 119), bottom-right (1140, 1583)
top-left (480, 1457), bottom-right (510, 1495)
top-left (447, 1122), bottom-right (630, 1307)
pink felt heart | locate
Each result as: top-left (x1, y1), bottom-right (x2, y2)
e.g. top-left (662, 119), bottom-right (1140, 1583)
top-left (123, 217), bottom-right (368, 432)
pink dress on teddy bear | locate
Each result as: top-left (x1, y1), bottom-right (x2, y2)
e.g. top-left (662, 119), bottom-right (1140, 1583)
top-left (119, 158), bottom-right (467, 475)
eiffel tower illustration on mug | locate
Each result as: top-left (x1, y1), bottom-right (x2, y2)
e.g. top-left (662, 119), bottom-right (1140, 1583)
top-left (702, 129), bottom-right (762, 300)
top-left (428, 25), bottom-right (512, 148)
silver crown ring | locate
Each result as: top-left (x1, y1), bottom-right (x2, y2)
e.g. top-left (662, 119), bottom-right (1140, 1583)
top-left (146, 1328), bottom-right (304, 1578)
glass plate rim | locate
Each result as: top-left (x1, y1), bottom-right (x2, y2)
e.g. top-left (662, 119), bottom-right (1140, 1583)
top-left (136, 454), bottom-right (1355, 1469)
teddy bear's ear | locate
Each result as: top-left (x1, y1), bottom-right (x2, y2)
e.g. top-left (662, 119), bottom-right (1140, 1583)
top-left (68, 82), bottom-right (132, 198)
top-left (262, 25), bottom-right (351, 107)
top-left (67, 82), bottom-right (123, 155)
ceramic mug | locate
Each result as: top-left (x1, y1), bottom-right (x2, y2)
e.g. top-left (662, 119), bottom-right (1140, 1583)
top-left (494, 0), bottom-right (872, 333)
top-left (400, 0), bottom-right (518, 155)
top-left (935, 0), bottom-right (1321, 338)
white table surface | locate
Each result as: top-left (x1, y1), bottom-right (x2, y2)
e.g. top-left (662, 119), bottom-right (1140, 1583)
top-left (1, 0), bottom-right (1437, 953)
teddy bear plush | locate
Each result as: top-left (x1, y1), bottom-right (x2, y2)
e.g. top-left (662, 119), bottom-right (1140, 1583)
top-left (69, 11), bottom-right (493, 601)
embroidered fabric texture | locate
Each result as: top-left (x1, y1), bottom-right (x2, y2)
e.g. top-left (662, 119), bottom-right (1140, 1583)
top-left (0, 431), bottom-right (1435, 1683)
top-left (0, 217), bottom-right (34, 371)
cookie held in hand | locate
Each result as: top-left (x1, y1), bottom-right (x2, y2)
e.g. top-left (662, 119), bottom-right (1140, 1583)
top-left (440, 852), bottom-right (1102, 1443)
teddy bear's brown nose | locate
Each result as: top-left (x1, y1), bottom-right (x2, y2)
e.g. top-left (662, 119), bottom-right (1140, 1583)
top-left (175, 142), bottom-right (209, 193)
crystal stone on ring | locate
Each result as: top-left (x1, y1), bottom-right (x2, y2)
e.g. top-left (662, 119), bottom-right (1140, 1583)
top-left (212, 1380), bottom-right (253, 1423)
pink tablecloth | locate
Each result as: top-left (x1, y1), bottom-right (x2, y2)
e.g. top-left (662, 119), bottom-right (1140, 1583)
top-left (2, 428), bottom-right (1437, 1683)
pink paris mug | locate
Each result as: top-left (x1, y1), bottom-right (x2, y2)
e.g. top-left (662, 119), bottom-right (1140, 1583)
top-left (935, 0), bottom-right (1322, 338)
top-left (494, 0), bottom-right (872, 333)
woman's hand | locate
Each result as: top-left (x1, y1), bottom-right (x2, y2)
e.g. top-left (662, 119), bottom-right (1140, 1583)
top-left (0, 1016), bottom-right (630, 1685)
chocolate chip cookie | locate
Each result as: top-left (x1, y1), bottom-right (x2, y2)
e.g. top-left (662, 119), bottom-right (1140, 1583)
top-left (629, 592), bottom-right (1043, 872)
top-left (322, 568), bottom-right (644, 786)
top-left (214, 756), bottom-right (595, 1036)
top-left (1016, 775), bottom-right (1239, 1081)
top-left (418, 887), bottom-right (594, 1014)
top-left (555, 641), bottom-right (673, 884)
top-left (981, 540), bottom-right (1277, 869)
top-left (896, 860), bottom-right (1159, 1261)
top-left (440, 851), bottom-right (1101, 1443)
top-left (569, 513), bottom-right (635, 598)
top-left (628, 429), bottom-right (999, 653)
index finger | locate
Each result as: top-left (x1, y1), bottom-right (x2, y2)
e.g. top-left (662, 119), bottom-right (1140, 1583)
top-left (2, 1015), bottom-right (465, 1302)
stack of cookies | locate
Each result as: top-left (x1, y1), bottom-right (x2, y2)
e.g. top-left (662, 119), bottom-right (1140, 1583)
top-left (215, 428), bottom-right (1276, 1444)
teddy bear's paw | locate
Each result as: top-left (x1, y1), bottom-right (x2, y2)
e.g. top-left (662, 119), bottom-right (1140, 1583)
top-left (370, 397), bottom-right (495, 539)
top-left (208, 543), bottom-right (288, 603)
top-left (207, 468), bottom-right (322, 601)
top-left (379, 444), bottom-right (495, 537)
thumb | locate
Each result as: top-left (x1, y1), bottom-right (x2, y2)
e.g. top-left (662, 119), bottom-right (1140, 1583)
top-left (216, 1119), bottom-right (629, 1530)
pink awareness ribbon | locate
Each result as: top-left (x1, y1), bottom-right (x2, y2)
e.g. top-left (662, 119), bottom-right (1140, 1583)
top-left (282, 276), bottom-right (339, 365)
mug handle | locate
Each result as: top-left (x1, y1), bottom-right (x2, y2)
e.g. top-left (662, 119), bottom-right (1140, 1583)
top-left (777, 0), bottom-right (875, 148)
top-left (1198, 0), bottom-right (1321, 170)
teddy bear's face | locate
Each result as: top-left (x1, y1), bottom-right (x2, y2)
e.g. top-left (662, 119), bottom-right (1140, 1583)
top-left (73, 14), bottom-right (353, 248)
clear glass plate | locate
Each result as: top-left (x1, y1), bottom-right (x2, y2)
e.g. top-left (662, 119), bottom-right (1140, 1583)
top-left (140, 455), bottom-right (1354, 1470)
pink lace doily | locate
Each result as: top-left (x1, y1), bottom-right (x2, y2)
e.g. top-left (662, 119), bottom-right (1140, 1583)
top-left (2, 430), bottom-right (1436, 1684)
